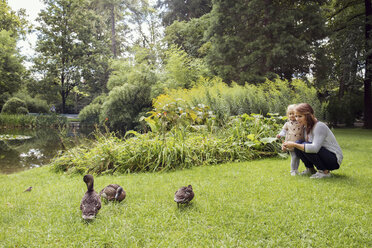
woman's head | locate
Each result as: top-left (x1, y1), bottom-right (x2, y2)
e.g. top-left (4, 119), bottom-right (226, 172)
top-left (295, 103), bottom-right (317, 133)
top-left (286, 104), bottom-right (297, 121)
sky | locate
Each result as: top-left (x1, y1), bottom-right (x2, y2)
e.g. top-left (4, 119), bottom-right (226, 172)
top-left (7, 0), bottom-right (45, 58)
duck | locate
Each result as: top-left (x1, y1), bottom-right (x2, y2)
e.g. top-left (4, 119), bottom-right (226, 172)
top-left (99, 184), bottom-right (126, 202)
top-left (24, 186), bottom-right (32, 192)
top-left (174, 185), bottom-right (194, 207)
top-left (80, 174), bottom-right (101, 220)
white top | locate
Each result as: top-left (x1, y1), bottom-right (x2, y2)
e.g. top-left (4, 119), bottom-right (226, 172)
top-left (304, 121), bottom-right (343, 165)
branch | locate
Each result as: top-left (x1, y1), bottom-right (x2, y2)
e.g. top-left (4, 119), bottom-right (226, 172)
top-left (329, 0), bottom-right (363, 19)
top-left (330, 12), bottom-right (364, 33)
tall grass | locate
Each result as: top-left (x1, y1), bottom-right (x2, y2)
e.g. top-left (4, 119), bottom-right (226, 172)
top-left (52, 114), bottom-right (284, 175)
top-left (0, 114), bottom-right (68, 128)
top-left (0, 129), bottom-right (371, 247)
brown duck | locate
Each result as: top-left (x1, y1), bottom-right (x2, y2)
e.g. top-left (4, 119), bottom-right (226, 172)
top-left (80, 174), bottom-right (101, 220)
top-left (99, 184), bottom-right (126, 202)
top-left (174, 185), bottom-right (194, 207)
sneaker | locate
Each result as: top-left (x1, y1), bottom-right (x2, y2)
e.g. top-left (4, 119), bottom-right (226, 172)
top-left (310, 170), bottom-right (332, 179)
top-left (300, 168), bottom-right (316, 176)
top-left (290, 170), bottom-right (299, 176)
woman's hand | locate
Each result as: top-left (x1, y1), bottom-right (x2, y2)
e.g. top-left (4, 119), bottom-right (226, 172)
top-left (283, 141), bottom-right (295, 149)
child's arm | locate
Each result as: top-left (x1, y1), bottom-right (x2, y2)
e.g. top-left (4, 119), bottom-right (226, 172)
top-left (276, 122), bottom-right (288, 138)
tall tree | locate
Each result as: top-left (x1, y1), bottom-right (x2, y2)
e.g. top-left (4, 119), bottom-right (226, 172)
top-left (326, 0), bottom-right (372, 128)
top-left (89, 0), bottom-right (127, 58)
top-left (0, 0), bottom-right (28, 110)
top-left (364, 0), bottom-right (372, 128)
top-left (34, 0), bottom-right (110, 113)
top-left (205, 0), bottom-right (327, 84)
top-left (157, 0), bottom-right (212, 26)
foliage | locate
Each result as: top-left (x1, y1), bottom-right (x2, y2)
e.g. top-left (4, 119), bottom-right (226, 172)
top-left (1, 97), bottom-right (28, 115)
top-left (152, 77), bottom-right (326, 125)
top-left (78, 103), bottom-right (102, 125)
top-left (0, 30), bottom-right (25, 100)
top-left (33, 0), bottom-right (111, 113)
top-left (34, 114), bottom-right (68, 128)
top-left (0, 114), bottom-right (34, 128)
top-left (0, 114), bottom-right (67, 128)
top-left (163, 14), bottom-right (211, 58)
top-left (13, 91), bottom-right (50, 113)
top-left (52, 113), bottom-right (284, 175)
top-left (153, 46), bottom-right (212, 96)
top-left (157, 0), bottom-right (212, 26)
top-left (205, 0), bottom-right (327, 84)
top-left (100, 83), bottom-right (152, 132)
top-left (327, 91), bottom-right (364, 126)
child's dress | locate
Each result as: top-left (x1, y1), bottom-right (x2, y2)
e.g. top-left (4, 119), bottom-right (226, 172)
top-left (278, 120), bottom-right (304, 173)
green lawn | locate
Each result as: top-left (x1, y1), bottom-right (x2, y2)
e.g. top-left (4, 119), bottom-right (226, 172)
top-left (0, 129), bottom-right (371, 247)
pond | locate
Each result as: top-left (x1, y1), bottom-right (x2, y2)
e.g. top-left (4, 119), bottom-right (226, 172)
top-left (0, 127), bottom-right (93, 174)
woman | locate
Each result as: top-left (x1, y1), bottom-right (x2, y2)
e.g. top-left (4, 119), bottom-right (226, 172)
top-left (283, 103), bottom-right (343, 178)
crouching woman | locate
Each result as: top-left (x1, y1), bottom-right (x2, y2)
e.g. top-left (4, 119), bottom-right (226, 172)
top-left (283, 103), bottom-right (343, 178)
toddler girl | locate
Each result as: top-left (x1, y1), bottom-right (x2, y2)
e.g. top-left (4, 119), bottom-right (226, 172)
top-left (277, 104), bottom-right (304, 176)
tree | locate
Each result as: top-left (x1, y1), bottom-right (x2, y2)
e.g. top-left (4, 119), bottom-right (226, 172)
top-left (89, 0), bottom-right (128, 58)
top-left (0, 0), bottom-right (27, 110)
top-left (325, 0), bottom-right (372, 128)
top-left (0, 31), bottom-right (24, 102)
top-left (34, 0), bottom-right (110, 113)
top-left (157, 0), bottom-right (212, 26)
top-left (364, 0), bottom-right (372, 128)
top-left (163, 14), bottom-right (211, 58)
top-left (205, 0), bottom-right (327, 84)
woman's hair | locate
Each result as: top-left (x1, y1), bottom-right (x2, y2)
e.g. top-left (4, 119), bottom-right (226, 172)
top-left (295, 103), bottom-right (317, 134)
top-left (286, 104), bottom-right (297, 117)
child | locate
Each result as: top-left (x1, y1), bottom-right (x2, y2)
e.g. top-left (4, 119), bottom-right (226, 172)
top-left (277, 104), bottom-right (304, 176)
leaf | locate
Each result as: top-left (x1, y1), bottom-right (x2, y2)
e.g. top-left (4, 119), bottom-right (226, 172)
top-left (260, 137), bottom-right (277, 144)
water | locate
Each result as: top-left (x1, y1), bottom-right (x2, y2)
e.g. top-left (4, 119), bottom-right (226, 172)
top-left (0, 127), bottom-right (93, 174)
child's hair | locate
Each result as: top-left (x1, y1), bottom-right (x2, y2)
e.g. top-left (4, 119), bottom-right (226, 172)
top-left (286, 104), bottom-right (297, 117)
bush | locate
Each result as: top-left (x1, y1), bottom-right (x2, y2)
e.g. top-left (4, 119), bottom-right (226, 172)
top-left (326, 91), bottom-right (363, 126)
top-left (152, 77), bottom-right (325, 126)
top-left (52, 113), bottom-right (284, 175)
top-left (16, 106), bottom-right (29, 115)
top-left (1, 97), bottom-right (28, 114)
top-left (79, 103), bottom-right (102, 125)
top-left (26, 98), bottom-right (50, 113)
top-left (0, 92), bottom-right (10, 112)
top-left (100, 84), bottom-right (152, 132)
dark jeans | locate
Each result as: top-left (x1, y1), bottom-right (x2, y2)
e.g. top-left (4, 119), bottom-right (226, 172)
top-left (294, 141), bottom-right (340, 171)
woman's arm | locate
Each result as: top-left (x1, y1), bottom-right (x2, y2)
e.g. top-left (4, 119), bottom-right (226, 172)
top-left (283, 141), bottom-right (305, 151)
top-left (283, 122), bottom-right (328, 153)
top-left (303, 123), bottom-right (327, 153)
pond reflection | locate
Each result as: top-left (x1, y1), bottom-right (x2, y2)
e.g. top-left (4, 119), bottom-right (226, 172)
top-left (0, 127), bottom-right (93, 174)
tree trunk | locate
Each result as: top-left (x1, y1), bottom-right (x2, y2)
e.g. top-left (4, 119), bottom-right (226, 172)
top-left (111, 5), bottom-right (117, 58)
top-left (365, 0), bottom-right (372, 128)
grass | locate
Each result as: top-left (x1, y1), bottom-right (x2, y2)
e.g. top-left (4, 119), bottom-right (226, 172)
top-left (0, 128), bottom-right (371, 247)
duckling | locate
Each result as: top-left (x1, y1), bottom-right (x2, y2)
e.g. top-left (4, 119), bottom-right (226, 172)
top-left (80, 174), bottom-right (101, 220)
top-left (174, 185), bottom-right (194, 207)
top-left (99, 184), bottom-right (126, 202)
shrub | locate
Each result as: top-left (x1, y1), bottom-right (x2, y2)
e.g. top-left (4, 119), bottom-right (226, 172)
top-left (51, 113), bottom-right (284, 175)
top-left (153, 77), bottom-right (325, 126)
top-left (79, 103), bottom-right (102, 125)
top-left (26, 98), bottom-right (50, 113)
top-left (100, 84), bottom-right (152, 132)
top-left (326, 91), bottom-right (363, 126)
top-left (16, 106), bottom-right (29, 115)
top-left (1, 97), bottom-right (28, 114)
